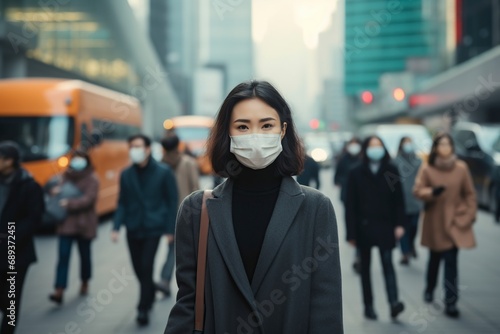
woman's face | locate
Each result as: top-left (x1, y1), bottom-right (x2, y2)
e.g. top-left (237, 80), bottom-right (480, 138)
top-left (368, 137), bottom-right (383, 148)
top-left (229, 98), bottom-right (286, 137)
top-left (436, 136), bottom-right (453, 158)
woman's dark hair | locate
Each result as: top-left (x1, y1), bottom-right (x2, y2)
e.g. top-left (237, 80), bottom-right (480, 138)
top-left (161, 135), bottom-right (180, 151)
top-left (206, 80), bottom-right (304, 177)
top-left (397, 136), bottom-right (412, 155)
top-left (428, 132), bottom-right (455, 166)
top-left (361, 135), bottom-right (391, 165)
top-left (128, 134), bottom-right (151, 147)
top-left (71, 150), bottom-right (93, 169)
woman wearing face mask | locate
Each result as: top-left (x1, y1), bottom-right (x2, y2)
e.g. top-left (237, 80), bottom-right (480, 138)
top-left (165, 81), bottom-right (343, 333)
top-left (413, 133), bottom-right (476, 318)
top-left (393, 137), bottom-right (423, 265)
top-left (334, 137), bottom-right (363, 273)
top-left (49, 151), bottom-right (99, 304)
top-left (345, 136), bottom-right (406, 320)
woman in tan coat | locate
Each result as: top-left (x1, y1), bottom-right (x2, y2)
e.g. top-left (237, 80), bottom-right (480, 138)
top-left (413, 133), bottom-right (477, 318)
top-left (49, 151), bottom-right (99, 304)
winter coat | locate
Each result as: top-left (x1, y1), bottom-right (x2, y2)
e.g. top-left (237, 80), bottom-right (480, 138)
top-left (413, 159), bottom-right (477, 251)
top-left (297, 155), bottom-right (321, 189)
top-left (165, 177), bottom-right (343, 334)
top-left (334, 153), bottom-right (361, 202)
top-left (392, 153), bottom-right (423, 214)
top-left (0, 168), bottom-right (44, 270)
top-left (56, 167), bottom-right (99, 240)
top-left (113, 158), bottom-right (178, 237)
top-left (345, 162), bottom-right (406, 249)
top-left (163, 152), bottom-right (200, 208)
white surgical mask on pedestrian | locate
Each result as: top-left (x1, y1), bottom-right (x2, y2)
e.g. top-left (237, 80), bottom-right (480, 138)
top-left (230, 133), bottom-right (283, 170)
top-left (69, 157), bottom-right (87, 171)
top-left (402, 143), bottom-right (414, 154)
top-left (366, 146), bottom-right (385, 161)
top-left (129, 147), bottom-right (146, 164)
top-left (347, 143), bottom-right (361, 156)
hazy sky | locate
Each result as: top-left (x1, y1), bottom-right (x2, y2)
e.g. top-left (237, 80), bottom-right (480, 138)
top-left (252, 0), bottom-right (338, 123)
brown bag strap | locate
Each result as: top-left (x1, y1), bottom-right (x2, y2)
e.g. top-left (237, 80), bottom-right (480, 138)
top-left (194, 190), bottom-right (213, 332)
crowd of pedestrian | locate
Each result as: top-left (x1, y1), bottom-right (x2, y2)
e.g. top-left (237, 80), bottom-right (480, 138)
top-left (0, 80), bottom-right (488, 333)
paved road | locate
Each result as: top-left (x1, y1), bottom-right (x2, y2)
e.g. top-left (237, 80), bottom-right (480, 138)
top-left (13, 170), bottom-right (500, 333)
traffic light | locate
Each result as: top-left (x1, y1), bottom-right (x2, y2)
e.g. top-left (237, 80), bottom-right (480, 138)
top-left (361, 91), bottom-right (374, 104)
top-left (309, 118), bottom-right (320, 129)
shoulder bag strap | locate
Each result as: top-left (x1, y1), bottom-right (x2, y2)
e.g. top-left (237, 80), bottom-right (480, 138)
top-left (194, 190), bottom-right (213, 332)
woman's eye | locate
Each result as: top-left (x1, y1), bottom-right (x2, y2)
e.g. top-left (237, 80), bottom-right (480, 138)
top-left (237, 125), bottom-right (248, 130)
top-left (263, 124), bottom-right (273, 129)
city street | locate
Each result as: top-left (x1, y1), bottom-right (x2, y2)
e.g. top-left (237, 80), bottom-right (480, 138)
top-left (16, 170), bottom-right (500, 334)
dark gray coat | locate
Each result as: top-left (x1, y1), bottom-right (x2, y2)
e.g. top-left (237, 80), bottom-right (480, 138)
top-left (165, 177), bottom-right (343, 334)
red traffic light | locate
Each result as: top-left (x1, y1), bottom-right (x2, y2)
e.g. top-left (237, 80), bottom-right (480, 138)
top-left (361, 91), bottom-right (373, 104)
top-left (309, 118), bottom-right (320, 129)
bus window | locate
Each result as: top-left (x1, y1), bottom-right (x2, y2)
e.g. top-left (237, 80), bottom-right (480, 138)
top-left (0, 116), bottom-right (74, 162)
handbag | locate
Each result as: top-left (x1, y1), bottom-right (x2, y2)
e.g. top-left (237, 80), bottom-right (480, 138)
top-left (42, 180), bottom-right (83, 227)
top-left (194, 190), bottom-right (213, 334)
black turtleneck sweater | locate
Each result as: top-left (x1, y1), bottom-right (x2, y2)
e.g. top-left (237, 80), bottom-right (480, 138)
top-left (232, 162), bottom-right (283, 283)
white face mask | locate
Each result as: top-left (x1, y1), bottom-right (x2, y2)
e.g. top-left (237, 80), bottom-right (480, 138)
top-left (129, 147), bottom-right (147, 164)
top-left (69, 157), bottom-right (87, 171)
top-left (230, 133), bottom-right (283, 170)
top-left (347, 143), bottom-right (361, 156)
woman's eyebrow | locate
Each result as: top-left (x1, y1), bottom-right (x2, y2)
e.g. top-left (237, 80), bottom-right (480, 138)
top-left (233, 117), bottom-right (276, 123)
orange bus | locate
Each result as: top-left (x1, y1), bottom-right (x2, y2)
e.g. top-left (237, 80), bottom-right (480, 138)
top-left (0, 78), bottom-right (142, 215)
top-left (163, 115), bottom-right (214, 174)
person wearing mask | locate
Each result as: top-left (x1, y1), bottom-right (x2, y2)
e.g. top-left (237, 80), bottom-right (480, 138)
top-left (0, 141), bottom-right (44, 334)
top-left (112, 134), bottom-right (178, 326)
top-left (48, 151), bottom-right (99, 304)
top-left (393, 137), bottom-right (423, 265)
top-left (156, 135), bottom-right (200, 297)
top-left (296, 153), bottom-right (320, 189)
top-left (334, 137), bottom-right (362, 273)
top-left (345, 136), bottom-right (405, 320)
top-left (413, 133), bottom-right (476, 318)
top-left (165, 81), bottom-right (343, 333)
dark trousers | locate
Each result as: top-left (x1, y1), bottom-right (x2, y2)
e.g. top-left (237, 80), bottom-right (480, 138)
top-left (126, 235), bottom-right (160, 311)
top-left (400, 213), bottom-right (420, 255)
top-left (359, 247), bottom-right (399, 307)
top-left (160, 240), bottom-right (175, 283)
top-left (1, 266), bottom-right (29, 334)
top-left (55, 236), bottom-right (91, 289)
top-left (425, 247), bottom-right (459, 306)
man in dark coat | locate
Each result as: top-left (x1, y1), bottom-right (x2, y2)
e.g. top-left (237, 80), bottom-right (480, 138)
top-left (297, 154), bottom-right (320, 189)
top-left (111, 134), bottom-right (178, 326)
top-left (0, 141), bottom-right (44, 334)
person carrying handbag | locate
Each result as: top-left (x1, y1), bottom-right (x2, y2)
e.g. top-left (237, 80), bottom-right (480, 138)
top-left (48, 151), bottom-right (99, 305)
top-left (165, 81), bottom-right (343, 333)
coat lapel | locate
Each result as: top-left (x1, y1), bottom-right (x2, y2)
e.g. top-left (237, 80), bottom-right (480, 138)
top-left (206, 180), bottom-right (255, 307)
top-left (251, 177), bottom-right (305, 294)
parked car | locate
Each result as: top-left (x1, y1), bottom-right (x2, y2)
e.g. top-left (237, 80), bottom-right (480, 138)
top-left (451, 122), bottom-right (500, 212)
top-left (358, 123), bottom-right (432, 159)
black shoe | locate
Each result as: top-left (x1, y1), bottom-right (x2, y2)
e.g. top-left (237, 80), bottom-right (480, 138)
top-left (390, 301), bottom-right (405, 319)
top-left (445, 304), bottom-right (460, 318)
top-left (400, 256), bottom-right (409, 265)
top-left (49, 293), bottom-right (63, 305)
top-left (155, 282), bottom-right (171, 297)
top-left (424, 291), bottom-right (433, 303)
top-left (136, 310), bottom-right (149, 326)
top-left (364, 306), bottom-right (377, 320)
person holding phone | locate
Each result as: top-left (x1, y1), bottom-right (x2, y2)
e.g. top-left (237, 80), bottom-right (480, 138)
top-left (413, 133), bottom-right (477, 318)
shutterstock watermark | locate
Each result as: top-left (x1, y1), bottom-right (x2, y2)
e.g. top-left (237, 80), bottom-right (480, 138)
top-left (227, 234), bottom-right (339, 334)
top-left (47, 267), bottom-right (134, 334)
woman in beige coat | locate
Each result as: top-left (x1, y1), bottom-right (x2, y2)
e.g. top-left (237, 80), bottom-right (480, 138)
top-left (414, 133), bottom-right (477, 318)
